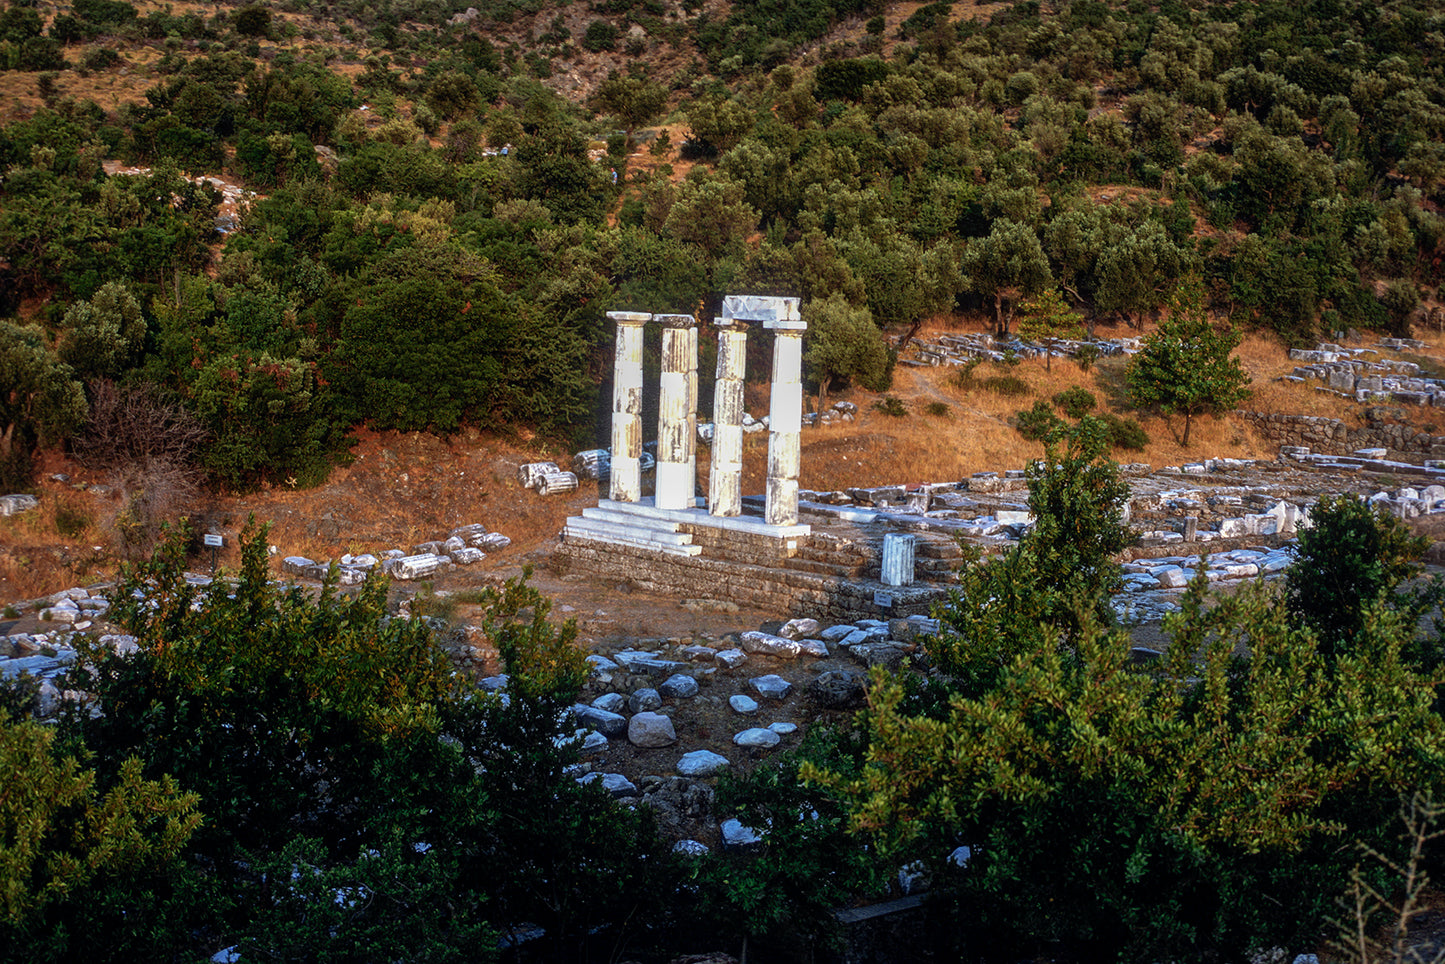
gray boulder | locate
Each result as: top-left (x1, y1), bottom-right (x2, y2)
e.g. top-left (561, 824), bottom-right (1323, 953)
top-left (628, 711), bottom-right (677, 748)
top-left (749, 674), bottom-right (793, 700)
top-left (677, 750), bottom-right (730, 777)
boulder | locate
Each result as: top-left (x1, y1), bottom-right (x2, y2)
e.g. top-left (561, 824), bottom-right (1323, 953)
top-left (628, 688), bottom-right (663, 713)
top-left (573, 704), bottom-right (627, 738)
top-left (729, 694), bottom-right (759, 715)
top-left (677, 750), bottom-right (730, 778)
top-left (628, 711), bottom-right (677, 748)
top-left (733, 727), bottom-right (781, 749)
top-left (748, 675), bottom-right (793, 700)
top-left (659, 674), bottom-right (699, 699)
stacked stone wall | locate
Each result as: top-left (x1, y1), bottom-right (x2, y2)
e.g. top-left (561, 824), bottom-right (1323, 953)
top-left (1235, 411), bottom-right (1445, 459)
top-left (554, 538), bottom-right (944, 621)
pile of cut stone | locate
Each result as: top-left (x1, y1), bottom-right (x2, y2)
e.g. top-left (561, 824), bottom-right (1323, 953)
top-left (281, 523), bottom-right (512, 583)
top-left (902, 331), bottom-right (1140, 368)
top-left (1284, 340), bottom-right (1445, 406)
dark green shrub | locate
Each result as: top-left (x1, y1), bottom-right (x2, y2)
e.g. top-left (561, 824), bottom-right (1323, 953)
top-left (1285, 494), bottom-right (1437, 661)
top-left (874, 396), bottom-right (907, 417)
top-left (1015, 399), bottom-right (1064, 441)
top-left (1098, 411), bottom-right (1148, 450)
top-left (1053, 386), bottom-right (1096, 419)
top-left (581, 19), bottom-right (618, 52)
top-left (980, 374), bottom-right (1030, 397)
top-left (81, 47), bottom-right (121, 71)
top-left (926, 400), bottom-right (951, 418)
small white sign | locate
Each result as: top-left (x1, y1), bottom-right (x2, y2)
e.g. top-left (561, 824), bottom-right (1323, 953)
top-left (203, 534), bottom-right (223, 548)
top-left (873, 591), bottom-right (893, 609)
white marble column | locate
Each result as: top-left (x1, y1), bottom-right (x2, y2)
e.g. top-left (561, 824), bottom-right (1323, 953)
top-left (709, 317), bottom-right (747, 517)
top-left (655, 314), bottom-right (695, 510)
top-left (686, 323), bottom-right (698, 504)
top-left (607, 311), bottom-right (649, 503)
top-left (764, 305), bottom-right (807, 526)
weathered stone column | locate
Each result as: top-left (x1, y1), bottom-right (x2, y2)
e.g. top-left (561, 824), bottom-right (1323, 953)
top-left (655, 314), bottom-right (696, 511)
top-left (764, 304), bottom-right (806, 526)
top-left (881, 532), bottom-right (916, 587)
top-left (709, 316), bottom-right (748, 517)
top-left (686, 323), bottom-right (698, 504)
top-left (607, 311), bottom-right (650, 503)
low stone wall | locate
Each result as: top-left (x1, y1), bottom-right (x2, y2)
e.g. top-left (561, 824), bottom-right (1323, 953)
top-left (554, 537), bottom-right (946, 622)
top-left (1235, 411), bottom-right (1445, 459)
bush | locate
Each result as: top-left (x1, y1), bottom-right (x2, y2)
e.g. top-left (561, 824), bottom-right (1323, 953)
top-left (980, 374), bottom-right (1030, 397)
top-left (1015, 399), bottom-right (1064, 441)
top-left (925, 400), bottom-right (951, 418)
top-left (874, 396), bottom-right (907, 417)
top-left (1097, 411), bottom-right (1149, 450)
top-left (1052, 386), bottom-right (1096, 419)
top-left (581, 19), bottom-right (619, 52)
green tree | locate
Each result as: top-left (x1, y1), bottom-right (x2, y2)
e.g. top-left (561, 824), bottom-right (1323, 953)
top-left (1094, 222), bottom-right (1191, 329)
top-left (1286, 494), bottom-right (1436, 661)
top-left (960, 219), bottom-right (1052, 337)
top-left (0, 321), bottom-right (86, 489)
top-left (1015, 288), bottom-right (1084, 371)
top-left (926, 416), bottom-right (1131, 684)
top-left (593, 70), bottom-right (667, 149)
top-left (802, 293), bottom-right (892, 407)
top-left (1125, 283), bottom-right (1250, 446)
top-left (57, 281), bottom-right (146, 382)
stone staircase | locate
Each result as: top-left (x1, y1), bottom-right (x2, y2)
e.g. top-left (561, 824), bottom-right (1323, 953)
top-left (563, 503), bottom-right (702, 558)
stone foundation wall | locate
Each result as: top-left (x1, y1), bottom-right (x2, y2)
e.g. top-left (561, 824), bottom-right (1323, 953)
top-left (1235, 411), bottom-right (1445, 459)
top-left (554, 537), bottom-right (945, 621)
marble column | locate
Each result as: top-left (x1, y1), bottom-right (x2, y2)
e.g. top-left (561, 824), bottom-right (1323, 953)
top-left (708, 317), bottom-right (747, 517)
top-left (764, 304), bottom-right (807, 526)
top-left (607, 311), bottom-right (649, 503)
top-left (655, 314), bottom-right (696, 510)
top-left (686, 323), bottom-right (698, 504)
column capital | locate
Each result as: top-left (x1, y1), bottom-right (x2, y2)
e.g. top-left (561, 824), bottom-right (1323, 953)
top-left (606, 311), bottom-right (652, 326)
top-left (655, 313), bottom-right (696, 328)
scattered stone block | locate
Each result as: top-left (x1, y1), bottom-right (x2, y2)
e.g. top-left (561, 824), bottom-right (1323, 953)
top-left (538, 471), bottom-right (579, 496)
top-left (749, 674), bottom-right (792, 700)
top-left (807, 670), bottom-right (866, 709)
top-left (740, 631), bottom-right (802, 659)
top-left (677, 750), bottom-right (730, 777)
top-left (729, 694), bottom-right (759, 715)
top-left (628, 711), bottom-right (677, 748)
top-left (580, 772), bottom-right (638, 797)
top-left (715, 648), bottom-right (748, 669)
top-left (628, 688), bottom-right (663, 713)
top-left (659, 674), bottom-right (699, 699)
top-left (767, 722), bottom-right (798, 737)
top-left (591, 692), bottom-right (626, 714)
top-left (0, 494), bottom-right (39, 517)
top-left (720, 818), bottom-right (763, 850)
top-left (734, 727), bottom-right (781, 749)
top-left (518, 462), bottom-right (560, 490)
top-left (573, 704), bottom-right (627, 738)
top-left (779, 617), bottom-right (820, 639)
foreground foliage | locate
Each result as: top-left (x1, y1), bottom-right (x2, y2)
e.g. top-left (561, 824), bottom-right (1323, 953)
top-left (0, 523), bottom-right (686, 962)
top-left (798, 429), bottom-right (1445, 962)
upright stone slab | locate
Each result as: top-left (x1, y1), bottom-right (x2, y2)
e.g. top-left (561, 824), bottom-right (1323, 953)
top-left (709, 317), bottom-right (748, 517)
top-left (608, 311), bottom-right (650, 503)
top-left (655, 314), bottom-right (696, 511)
top-left (881, 532), bottom-right (916, 587)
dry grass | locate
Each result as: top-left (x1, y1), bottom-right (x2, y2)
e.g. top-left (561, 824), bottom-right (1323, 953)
top-left (0, 485), bottom-right (115, 603)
